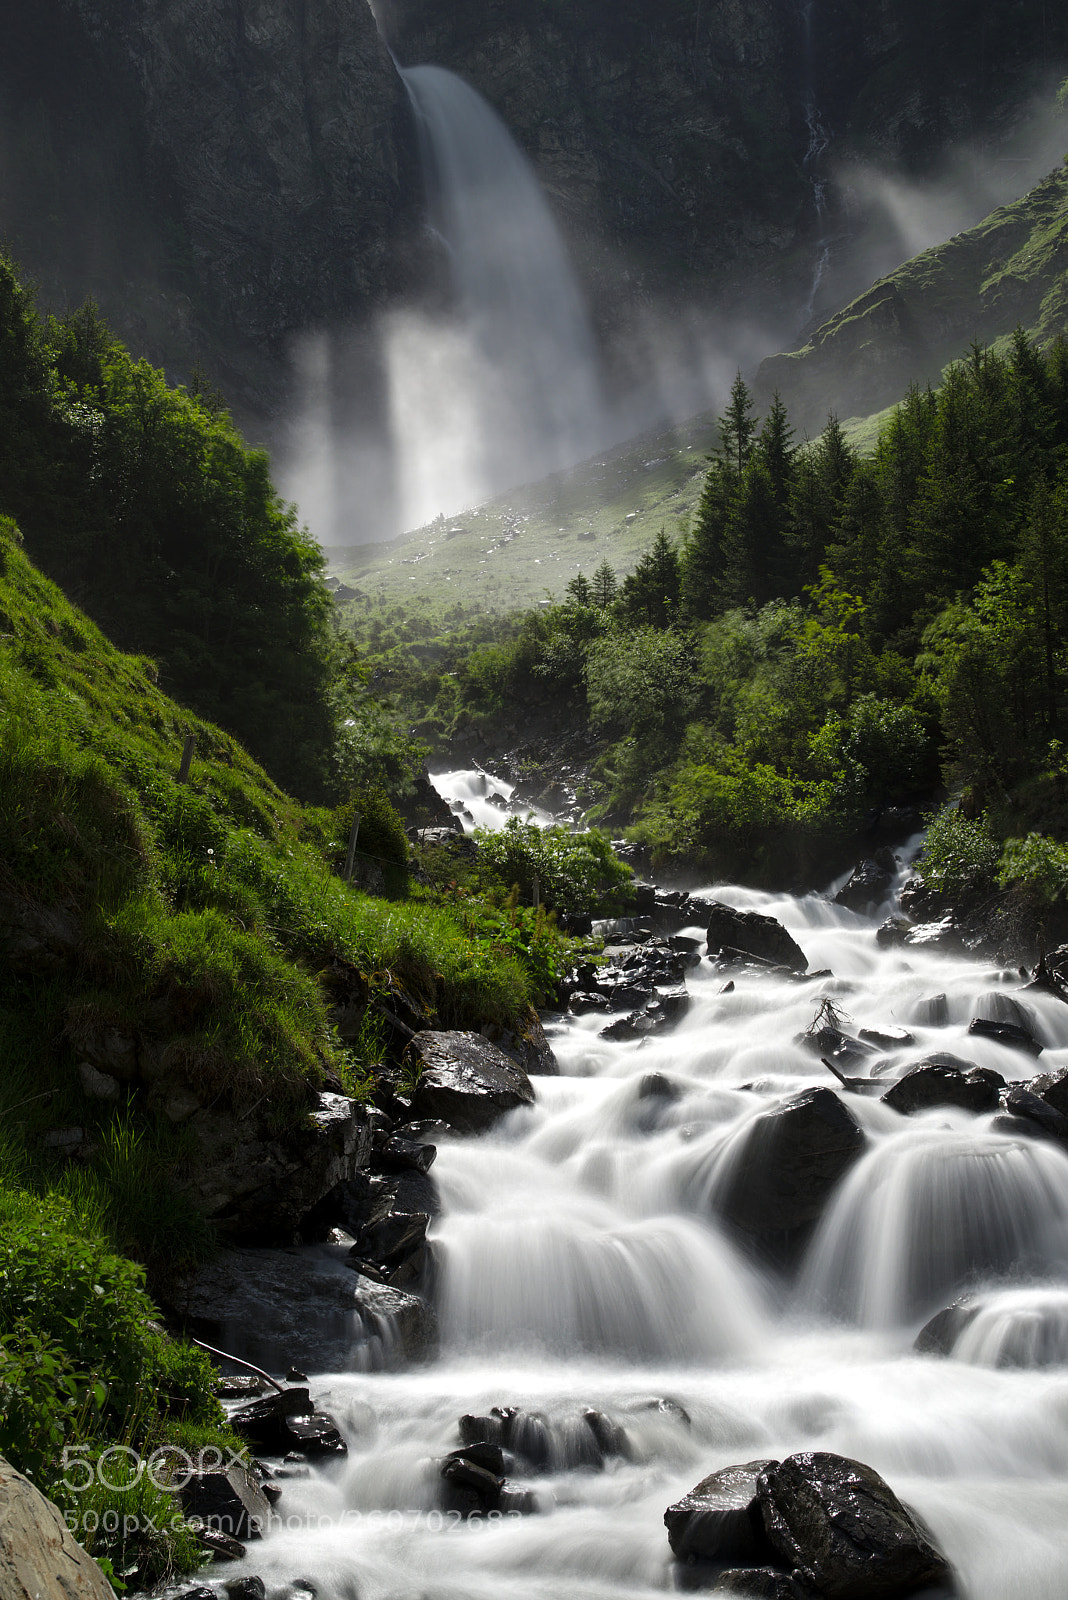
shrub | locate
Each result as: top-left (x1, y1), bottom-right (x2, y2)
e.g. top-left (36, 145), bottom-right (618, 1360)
top-left (474, 818), bottom-right (632, 913)
top-left (914, 806), bottom-right (1000, 902)
top-left (998, 832), bottom-right (1068, 905)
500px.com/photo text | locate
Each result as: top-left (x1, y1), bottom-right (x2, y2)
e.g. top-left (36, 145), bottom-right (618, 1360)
top-left (63, 1507), bottom-right (530, 1538)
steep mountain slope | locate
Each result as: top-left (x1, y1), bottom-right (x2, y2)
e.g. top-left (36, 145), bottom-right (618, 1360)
top-left (757, 159), bottom-right (1068, 430)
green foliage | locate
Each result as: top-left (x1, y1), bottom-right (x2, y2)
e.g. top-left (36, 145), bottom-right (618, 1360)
top-left (0, 255), bottom-right (415, 804)
top-left (914, 806), bottom-right (1001, 902)
top-left (0, 1186), bottom-right (229, 1583)
top-left (331, 787), bottom-right (409, 897)
top-left (473, 818), bottom-right (632, 914)
top-left (998, 831), bottom-right (1068, 905)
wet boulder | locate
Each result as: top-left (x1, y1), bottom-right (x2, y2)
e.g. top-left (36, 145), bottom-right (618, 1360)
top-left (1003, 1084), bottom-right (1068, 1145)
top-left (758, 1452), bottom-right (955, 1599)
top-left (178, 1462), bottom-right (272, 1541)
top-left (706, 904), bottom-right (808, 973)
top-left (967, 1016), bottom-right (1043, 1057)
top-left (169, 1246), bottom-right (437, 1371)
top-left (717, 1088), bottom-right (865, 1265)
top-left (1029, 1065), bottom-right (1068, 1117)
top-left (709, 1572), bottom-right (814, 1599)
top-left (913, 1300), bottom-right (981, 1357)
top-left (405, 1031), bottom-right (535, 1133)
top-left (881, 1058), bottom-right (1003, 1116)
top-left (665, 1459), bottom-right (781, 1564)
top-left (835, 859), bottom-right (894, 913)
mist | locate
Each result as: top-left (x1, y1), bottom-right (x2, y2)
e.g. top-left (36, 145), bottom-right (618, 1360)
top-left (275, 76), bottom-right (1068, 556)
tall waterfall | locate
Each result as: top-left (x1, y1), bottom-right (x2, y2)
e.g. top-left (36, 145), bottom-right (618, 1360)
top-left (799, 0), bottom-right (833, 326)
top-left (386, 64), bottom-right (608, 530)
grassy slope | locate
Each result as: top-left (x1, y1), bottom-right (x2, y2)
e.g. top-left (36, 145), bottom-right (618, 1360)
top-left (0, 513), bottom-right (551, 1233)
top-left (759, 161), bottom-right (1068, 433)
top-left (328, 415), bottom-right (717, 619)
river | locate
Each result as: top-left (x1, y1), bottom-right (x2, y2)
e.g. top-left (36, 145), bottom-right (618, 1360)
top-left (217, 869), bottom-right (1068, 1600)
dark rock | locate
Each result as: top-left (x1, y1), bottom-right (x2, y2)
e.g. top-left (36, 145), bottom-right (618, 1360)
top-left (717, 1089), bottom-right (864, 1263)
top-left (758, 1452), bottom-right (954, 1599)
top-left (583, 1408), bottom-right (631, 1463)
top-left (711, 1572), bottom-right (814, 1599)
top-left (706, 904), bottom-right (808, 972)
top-left (914, 1301), bottom-right (981, 1356)
top-left (224, 1581), bottom-right (267, 1600)
top-left (481, 1011), bottom-right (559, 1077)
top-left (440, 1456), bottom-right (503, 1517)
top-left (835, 859), bottom-right (893, 912)
top-left (283, 1413), bottom-right (348, 1457)
top-left (858, 1026), bottom-right (915, 1050)
top-left (1004, 1085), bottom-right (1068, 1142)
top-left (912, 993), bottom-right (949, 1026)
top-left (214, 1374), bottom-right (272, 1399)
top-left (499, 1485), bottom-right (539, 1515)
top-left (377, 1135), bottom-right (437, 1175)
top-left (446, 1441), bottom-right (506, 1475)
top-left (968, 1017), bottom-right (1043, 1057)
top-left (406, 1031), bottom-right (535, 1133)
top-left (170, 1246), bottom-right (437, 1371)
top-left (875, 917), bottom-right (912, 949)
top-left (1029, 1065), bottom-right (1068, 1116)
top-left (569, 991), bottom-right (613, 1014)
top-left (665, 1459), bottom-right (780, 1563)
top-left (560, 911), bottom-right (594, 936)
top-left (179, 1464), bottom-right (271, 1541)
top-left (176, 1090), bottom-right (372, 1245)
top-left (351, 1210), bottom-right (430, 1271)
top-left (195, 1528), bottom-right (246, 1560)
top-left (882, 1061), bottom-right (1002, 1116)
top-left (638, 1072), bottom-right (682, 1101)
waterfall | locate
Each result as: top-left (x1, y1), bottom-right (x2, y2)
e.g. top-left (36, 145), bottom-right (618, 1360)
top-left (799, 1126), bottom-right (1068, 1328)
top-left (386, 64), bottom-right (608, 530)
top-left (799, 1), bottom-right (833, 326)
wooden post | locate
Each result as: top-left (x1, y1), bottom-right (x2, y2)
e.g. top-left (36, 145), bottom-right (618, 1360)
top-left (177, 734), bottom-right (197, 783)
top-left (344, 813), bottom-right (362, 883)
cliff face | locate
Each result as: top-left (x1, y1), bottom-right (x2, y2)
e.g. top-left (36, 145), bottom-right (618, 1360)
top-left (756, 161), bottom-right (1068, 432)
top-left (1, 0), bottom-right (1064, 425)
top-left (381, 0), bottom-right (1068, 324)
top-left (0, 0), bottom-right (420, 411)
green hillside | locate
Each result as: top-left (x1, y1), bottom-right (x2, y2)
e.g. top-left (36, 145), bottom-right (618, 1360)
top-left (759, 160), bottom-right (1068, 432)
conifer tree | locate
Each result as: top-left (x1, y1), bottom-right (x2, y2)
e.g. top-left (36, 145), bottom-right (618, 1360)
top-left (620, 529), bottom-right (681, 628)
top-left (591, 559), bottom-right (618, 608)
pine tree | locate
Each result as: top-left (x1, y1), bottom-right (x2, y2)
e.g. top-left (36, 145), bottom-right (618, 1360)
top-left (591, 559), bottom-right (618, 608)
top-left (620, 529), bottom-right (681, 628)
top-left (565, 571), bottom-right (593, 607)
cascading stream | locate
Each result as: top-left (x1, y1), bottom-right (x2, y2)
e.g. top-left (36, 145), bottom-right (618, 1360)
top-left (221, 822), bottom-right (1068, 1600)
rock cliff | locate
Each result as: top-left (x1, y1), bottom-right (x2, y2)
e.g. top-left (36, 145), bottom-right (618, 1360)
top-left (1, 0), bottom-right (1064, 424)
